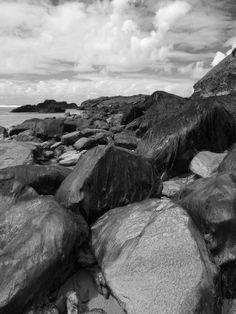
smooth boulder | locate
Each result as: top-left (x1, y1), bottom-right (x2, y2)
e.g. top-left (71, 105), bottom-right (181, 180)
top-left (0, 196), bottom-right (84, 314)
top-left (91, 199), bottom-right (220, 314)
top-left (56, 145), bottom-right (162, 223)
top-left (136, 100), bottom-right (236, 177)
top-left (0, 165), bottom-right (71, 195)
top-left (190, 151), bottom-right (227, 177)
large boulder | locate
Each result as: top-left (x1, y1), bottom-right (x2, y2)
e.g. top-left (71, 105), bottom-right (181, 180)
top-left (218, 144), bottom-right (236, 173)
top-left (136, 100), bottom-right (236, 178)
top-left (0, 196), bottom-right (86, 314)
top-left (56, 145), bottom-right (162, 223)
top-left (0, 141), bottom-right (35, 169)
top-left (174, 172), bottom-right (236, 297)
top-left (9, 118), bottom-right (65, 139)
top-left (91, 199), bottom-right (221, 314)
top-left (190, 151), bottom-right (227, 178)
top-left (0, 165), bottom-right (71, 195)
top-left (193, 49), bottom-right (236, 97)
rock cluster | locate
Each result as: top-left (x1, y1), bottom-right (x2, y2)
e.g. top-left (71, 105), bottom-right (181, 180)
top-left (2, 54), bottom-right (236, 313)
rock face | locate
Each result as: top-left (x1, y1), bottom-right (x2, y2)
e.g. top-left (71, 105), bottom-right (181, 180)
top-left (136, 99), bottom-right (236, 177)
top-left (0, 196), bottom-right (82, 314)
top-left (174, 172), bottom-right (236, 297)
top-left (190, 151), bottom-right (227, 178)
top-left (193, 49), bottom-right (236, 97)
top-left (12, 99), bottom-right (78, 113)
top-left (114, 132), bottom-right (139, 150)
top-left (56, 145), bottom-right (162, 223)
top-left (0, 141), bottom-right (35, 169)
top-left (218, 144), bottom-right (236, 173)
top-left (91, 199), bottom-right (220, 314)
top-left (0, 165), bottom-right (71, 195)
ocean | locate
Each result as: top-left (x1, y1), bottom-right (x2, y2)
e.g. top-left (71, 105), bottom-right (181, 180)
top-left (0, 106), bottom-right (80, 129)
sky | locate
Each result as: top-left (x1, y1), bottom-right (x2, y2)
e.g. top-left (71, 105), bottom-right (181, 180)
top-left (0, 0), bottom-right (235, 105)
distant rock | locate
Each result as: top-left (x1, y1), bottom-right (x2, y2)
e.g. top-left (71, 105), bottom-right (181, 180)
top-left (12, 99), bottom-right (78, 113)
top-left (92, 199), bottom-right (221, 314)
top-left (193, 49), bottom-right (236, 97)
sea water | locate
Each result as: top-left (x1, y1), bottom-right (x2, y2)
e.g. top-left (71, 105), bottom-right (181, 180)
top-left (0, 106), bottom-right (80, 129)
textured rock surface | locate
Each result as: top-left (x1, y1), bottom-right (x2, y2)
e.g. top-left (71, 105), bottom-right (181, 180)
top-left (56, 145), bottom-right (162, 223)
top-left (0, 196), bottom-right (83, 314)
top-left (162, 175), bottom-right (196, 197)
top-left (218, 144), bottom-right (236, 173)
top-left (114, 132), bottom-right (139, 150)
top-left (91, 199), bottom-right (220, 314)
top-left (193, 49), bottom-right (236, 97)
top-left (190, 151), bottom-right (227, 177)
top-left (0, 141), bottom-right (35, 169)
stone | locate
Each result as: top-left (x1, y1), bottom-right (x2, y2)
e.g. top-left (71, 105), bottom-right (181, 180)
top-left (61, 131), bottom-right (82, 146)
top-left (51, 142), bottom-right (62, 150)
top-left (56, 145), bottom-right (162, 223)
top-left (73, 133), bottom-right (108, 151)
top-left (114, 132), bottom-right (139, 150)
top-left (0, 141), bottom-right (36, 169)
top-left (162, 175), bottom-right (196, 197)
top-left (91, 199), bottom-right (221, 314)
top-left (59, 151), bottom-right (82, 167)
top-left (218, 144), bottom-right (236, 173)
top-left (0, 196), bottom-right (83, 314)
top-left (190, 151), bottom-right (227, 177)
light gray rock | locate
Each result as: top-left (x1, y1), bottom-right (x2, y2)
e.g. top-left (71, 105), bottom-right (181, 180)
top-left (92, 199), bottom-right (221, 314)
top-left (61, 131), bottom-right (82, 146)
top-left (162, 175), bottom-right (196, 197)
top-left (190, 151), bottom-right (227, 178)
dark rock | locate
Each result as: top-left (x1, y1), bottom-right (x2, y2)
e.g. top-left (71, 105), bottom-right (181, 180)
top-left (0, 196), bottom-right (84, 314)
top-left (92, 120), bottom-right (109, 130)
top-left (9, 118), bottom-right (65, 140)
top-left (0, 126), bottom-right (7, 139)
top-left (91, 198), bottom-right (221, 314)
top-left (56, 145), bottom-right (162, 223)
top-left (0, 164), bottom-right (71, 195)
top-left (174, 172), bottom-right (236, 297)
top-left (12, 99), bottom-right (78, 113)
top-left (80, 128), bottom-right (112, 138)
top-left (136, 99), bottom-right (236, 178)
top-left (218, 144), bottom-right (236, 173)
top-left (114, 132), bottom-right (139, 150)
top-left (73, 133), bottom-right (108, 151)
top-left (64, 118), bottom-right (91, 133)
top-left (61, 131), bottom-right (82, 146)
top-left (15, 129), bottom-right (42, 143)
top-left (193, 51), bottom-right (236, 97)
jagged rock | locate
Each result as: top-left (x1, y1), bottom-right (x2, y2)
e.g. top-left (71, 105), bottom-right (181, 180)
top-left (61, 131), bottom-right (82, 146)
top-left (136, 99), bottom-right (236, 177)
top-left (193, 49), bottom-right (236, 97)
top-left (162, 175), bottom-right (196, 197)
top-left (0, 141), bottom-right (36, 169)
top-left (56, 145), bottom-right (162, 223)
top-left (73, 133), bottom-right (108, 151)
top-left (175, 172), bottom-right (236, 297)
top-left (0, 165), bottom-right (71, 195)
top-left (91, 199), bottom-right (221, 314)
top-left (15, 129), bottom-right (42, 143)
top-left (0, 196), bottom-right (84, 314)
top-left (218, 144), bottom-right (236, 173)
top-left (190, 151), bottom-right (227, 177)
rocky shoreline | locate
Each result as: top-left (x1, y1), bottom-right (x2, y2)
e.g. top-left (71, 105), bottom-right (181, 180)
top-left (1, 51), bottom-right (236, 313)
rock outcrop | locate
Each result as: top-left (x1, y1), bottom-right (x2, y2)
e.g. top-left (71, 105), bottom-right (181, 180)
top-left (92, 199), bottom-right (221, 314)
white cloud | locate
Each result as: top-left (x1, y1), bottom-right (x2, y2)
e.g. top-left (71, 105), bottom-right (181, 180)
top-left (179, 61), bottom-right (210, 79)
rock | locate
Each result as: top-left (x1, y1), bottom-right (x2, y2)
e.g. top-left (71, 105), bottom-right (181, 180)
top-left (174, 172), bottom-right (236, 297)
top-left (64, 118), bottom-right (91, 132)
top-left (61, 131), bottom-right (82, 146)
top-left (56, 145), bottom-right (162, 223)
top-left (9, 118), bottom-right (65, 140)
top-left (15, 129), bottom-right (42, 143)
top-left (136, 99), bottom-right (236, 178)
top-left (41, 141), bottom-right (51, 149)
top-left (193, 49), bottom-right (236, 97)
top-left (11, 99), bottom-right (78, 113)
top-left (0, 141), bottom-right (36, 169)
top-left (106, 113), bottom-right (124, 127)
top-left (80, 128), bottom-right (112, 138)
top-left (73, 133), bottom-right (108, 151)
top-left (43, 150), bottom-right (54, 159)
top-left (92, 120), bottom-right (109, 130)
top-left (162, 175), bottom-right (196, 197)
top-left (51, 142), bottom-right (62, 150)
top-left (59, 151), bottom-right (82, 167)
top-left (190, 151), bottom-right (227, 177)
top-left (0, 125), bottom-right (7, 139)
top-left (0, 196), bottom-right (83, 313)
top-left (0, 164), bottom-right (71, 195)
top-left (91, 198), bottom-right (221, 314)
top-left (218, 144), bottom-right (236, 173)
top-left (114, 132), bottom-right (139, 150)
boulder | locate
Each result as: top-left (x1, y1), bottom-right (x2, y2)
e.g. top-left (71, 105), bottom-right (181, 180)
top-left (59, 151), bottom-right (83, 167)
top-left (190, 151), bottom-right (227, 177)
top-left (0, 165), bottom-right (71, 195)
top-left (174, 172), bottom-right (236, 297)
top-left (218, 144), bottom-right (236, 173)
top-left (0, 196), bottom-right (84, 314)
top-left (91, 199), bottom-right (221, 314)
top-left (0, 125), bottom-right (7, 139)
top-left (136, 100), bottom-right (236, 178)
top-left (15, 129), bottom-right (42, 143)
top-left (114, 132), bottom-right (139, 150)
top-left (61, 131), bottom-right (82, 146)
top-left (56, 145), bottom-right (162, 223)
top-left (92, 120), bottom-right (109, 130)
top-left (162, 175), bottom-right (196, 197)
top-left (73, 133), bottom-right (108, 151)
top-left (51, 142), bottom-right (62, 150)
top-left (0, 141), bottom-right (35, 169)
